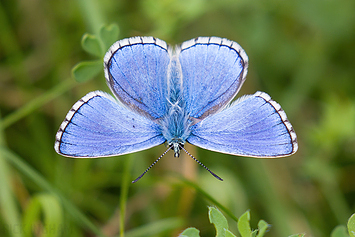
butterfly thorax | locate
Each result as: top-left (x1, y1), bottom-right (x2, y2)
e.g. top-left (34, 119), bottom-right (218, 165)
top-left (159, 100), bottom-right (192, 157)
top-left (159, 54), bottom-right (193, 157)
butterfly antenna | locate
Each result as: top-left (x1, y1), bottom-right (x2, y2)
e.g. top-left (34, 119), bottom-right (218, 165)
top-left (180, 145), bottom-right (223, 181)
top-left (132, 146), bottom-right (172, 183)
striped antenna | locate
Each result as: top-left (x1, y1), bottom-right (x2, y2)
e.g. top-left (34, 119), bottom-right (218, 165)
top-left (132, 146), bottom-right (172, 183)
top-left (180, 145), bottom-right (223, 181)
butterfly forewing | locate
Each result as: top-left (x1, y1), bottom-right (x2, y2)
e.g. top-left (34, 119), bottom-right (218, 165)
top-left (178, 37), bottom-right (249, 119)
top-left (104, 36), bottom-right (170, 119)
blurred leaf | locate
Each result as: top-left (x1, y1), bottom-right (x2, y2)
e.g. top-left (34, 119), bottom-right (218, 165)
top-left (238, 210), bottom-right (252, 237)
top-left (348, 214), bottom-right (355, 237)
top-left (331, 226), bottom-right (349, 237)
top-left (99, 24), bottom-right (119, 52)
top-left (1, 147), bottom-right (105, 236)
top-left (209, 207), bottom-right (229, 237)
top-left (256, 220), bottom-right (270, 237)
top-left (22, 193), bottom-right (63, 237)
top-left (72, 60), bottom-right (102, 82)
top-left (179, 227), bottom-right (200, 237)
top-left (81, 33), bottom-right (103, 57)
top-left (288, 234), bottom-right (305, 237)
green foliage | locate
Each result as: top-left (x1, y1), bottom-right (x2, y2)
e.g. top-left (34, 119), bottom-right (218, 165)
top-left (348, 214), bottom-right (355, 237)
top-left (209, 207), bottom-right (230, 237)
top-left (237, 210), bottom-right (252, 237)
top-left (180, 208), bottom-right (354, 237)
top-left (81, 34), bottom-right (103, 57)
top-left (72, 24), bottom-right (119, 82)
top-left (72, 60), bottom-right (102, 82)
top-left (22, 194), bottom-right (63, 237)
top-left (180, 207), bottom-right (270, 237)
top-left (99, 24), bottom-right (120, 52)
top-left (256, 221), bottom-right (269, 237)
top-left (330, 226), bottom-right (349, 237)
top-left (180, 227), bottom-right (200, 237)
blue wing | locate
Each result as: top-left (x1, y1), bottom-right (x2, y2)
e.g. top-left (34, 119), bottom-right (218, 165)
top-left (54, 91), bottom-right (165, 157)
top-left (178, 37), bottom-right (249, 119)
top-left (187, 92), bottom-right (298, 157)
top-left (104, 36), bottom-right (170, 119)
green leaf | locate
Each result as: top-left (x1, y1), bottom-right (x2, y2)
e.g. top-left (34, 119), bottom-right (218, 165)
top-left (348, 213), bottom-right (355, 237)
top-left (72, 60), bottom-right (102, 82)
top-left (331, 226), bottom-right (349, 237)
top-left (238, 210), bottom-right (252, 237)
top-left (99, 24), bottom-right (119, 52)
top-left (22, 193), bottom-right (63, 237)
top-left (209, 207), bottom-right (229, 237)
top-left (256, 220), bottom-right (270, 237)
top-left (81, 33), bottom-right (103, 57)
top-left (179, 227), bottom-right (200, 237)
top-left (288, 234), bottom-right (306, 237)
top-left (225, 229), bottom-right (237, 237)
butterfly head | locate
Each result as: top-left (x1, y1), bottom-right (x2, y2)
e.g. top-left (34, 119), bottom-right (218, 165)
top-left (168, 138), bottom-right (184, 157)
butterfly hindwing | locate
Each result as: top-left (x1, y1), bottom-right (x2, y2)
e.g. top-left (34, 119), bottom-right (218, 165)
top-left (187, 92), bottom-right (298, 157)
top-left (55, 91), bottom-right (165, 157)
top-left (104, 36), bottom-right (170, 119)
top-left (178, 37), bottom-right (249, 119)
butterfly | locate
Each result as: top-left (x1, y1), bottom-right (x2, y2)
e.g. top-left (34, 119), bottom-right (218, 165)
top-left (55, 36), bottom-right (298, 182)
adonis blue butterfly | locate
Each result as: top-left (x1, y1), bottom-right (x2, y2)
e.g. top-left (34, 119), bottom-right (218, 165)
top-left (55, 36), bottom-right (298, 182)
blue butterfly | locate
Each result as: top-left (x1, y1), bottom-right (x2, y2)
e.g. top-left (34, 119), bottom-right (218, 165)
top-left (55, 36), bottom-right (298, 182)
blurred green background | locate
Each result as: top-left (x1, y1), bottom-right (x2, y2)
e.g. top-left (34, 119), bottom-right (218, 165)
top-left (1, 0), bottom-right (355, 236)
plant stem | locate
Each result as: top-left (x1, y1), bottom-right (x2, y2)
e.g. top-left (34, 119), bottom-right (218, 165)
top-left (120, 155), bottom-right (133, 237)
